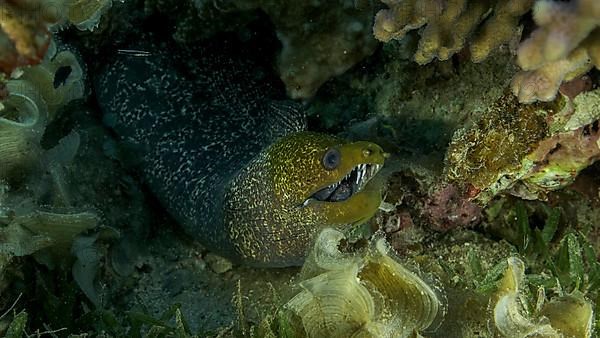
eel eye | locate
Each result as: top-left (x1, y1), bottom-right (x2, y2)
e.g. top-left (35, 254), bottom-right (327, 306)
top-left (322, 148), bottom-right (341, 170)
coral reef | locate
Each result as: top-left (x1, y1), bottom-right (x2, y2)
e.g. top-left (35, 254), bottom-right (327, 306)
top-left (2, 0), bottom-right (600, 335)
top-left (444, 88), bottom-right (600, 204)
top-left (373, 0), bottom-right (533, 64)
top-left (512, 0), bottom-right (600, 103)
top-left (193, 0), bottom-right (378, 98)
top-left (422, 183), bottom-right (482, 231)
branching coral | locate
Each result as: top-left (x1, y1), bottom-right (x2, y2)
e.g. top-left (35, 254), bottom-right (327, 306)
top-left (374, 0), bottom-right (600, 104)
top-left (373, 0), bottom-right (533, 64)
top-left (512, 0), bottom-right (600, 103)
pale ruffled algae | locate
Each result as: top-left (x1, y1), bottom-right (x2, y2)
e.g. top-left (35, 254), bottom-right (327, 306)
top-left (274, 228), bottom-right (445, 337)
top-left (492, 257), bottom-right (594, 337)
top-left (0, 41), bottom-right (84, 179)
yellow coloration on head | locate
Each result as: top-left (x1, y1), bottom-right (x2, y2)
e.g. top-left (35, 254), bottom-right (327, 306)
top-left (266, 131), bottom-right (386, 227)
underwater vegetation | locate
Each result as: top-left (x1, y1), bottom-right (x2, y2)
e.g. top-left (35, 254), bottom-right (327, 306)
top-left (0, 37), bottom-right (116, 332)
top-left (0, 39), bottom-right (84, 179)
top-left (250, 202), bottom-right (599, 337)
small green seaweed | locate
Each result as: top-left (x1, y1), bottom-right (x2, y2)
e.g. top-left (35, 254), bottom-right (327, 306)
top-left (5, 311), bottom-right (27, 338)
top-left (467, 247), bottom-right (484, 281)
top-left (505, 199), bottom-right (600, 333)
top-left (476, 259), bottom-right (508, 294)
top-left (513, 201), bottom-right (560, 264)
top-left (554, 233), bottom-right (585, 292)
top-left (127, 303), bottom-right (193, 338)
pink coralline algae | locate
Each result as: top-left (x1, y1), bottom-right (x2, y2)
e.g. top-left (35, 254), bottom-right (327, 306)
top-left (422, 184), bottom-right (482, 231)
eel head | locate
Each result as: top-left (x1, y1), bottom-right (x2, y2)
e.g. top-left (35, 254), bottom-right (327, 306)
top-left (267, 131), bottom-right (386, 226)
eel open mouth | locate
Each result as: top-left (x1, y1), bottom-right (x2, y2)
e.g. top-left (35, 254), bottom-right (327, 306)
top-left (304, 163), bottom-right (383, 205)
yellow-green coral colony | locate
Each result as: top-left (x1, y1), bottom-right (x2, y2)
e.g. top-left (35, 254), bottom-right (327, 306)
top-left (95, 40), bottom-right (386, 267)
top-left (444, 89), bottom-right (600, 203)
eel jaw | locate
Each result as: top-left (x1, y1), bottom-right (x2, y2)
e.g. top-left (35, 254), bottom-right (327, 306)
top-left (302, 163), bottom-right (383, 206)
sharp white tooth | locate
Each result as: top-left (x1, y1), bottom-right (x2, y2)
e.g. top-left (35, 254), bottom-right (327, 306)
top-left (358, 167), bottom-right (364, 184)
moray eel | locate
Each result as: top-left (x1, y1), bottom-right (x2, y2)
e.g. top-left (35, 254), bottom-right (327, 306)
top-left (95, 38), bottom-right (385, 267)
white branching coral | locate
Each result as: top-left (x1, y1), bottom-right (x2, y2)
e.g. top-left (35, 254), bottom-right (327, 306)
top-left (511, 0), bottom-right (600, 103)
top-left (374, 0), bottom-right (600, 104)
top-left (373, 0), bottom-right (533, 64)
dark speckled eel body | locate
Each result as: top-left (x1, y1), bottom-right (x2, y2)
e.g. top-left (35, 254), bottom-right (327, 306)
top-left (96, 38), bottom-right (386, 267)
